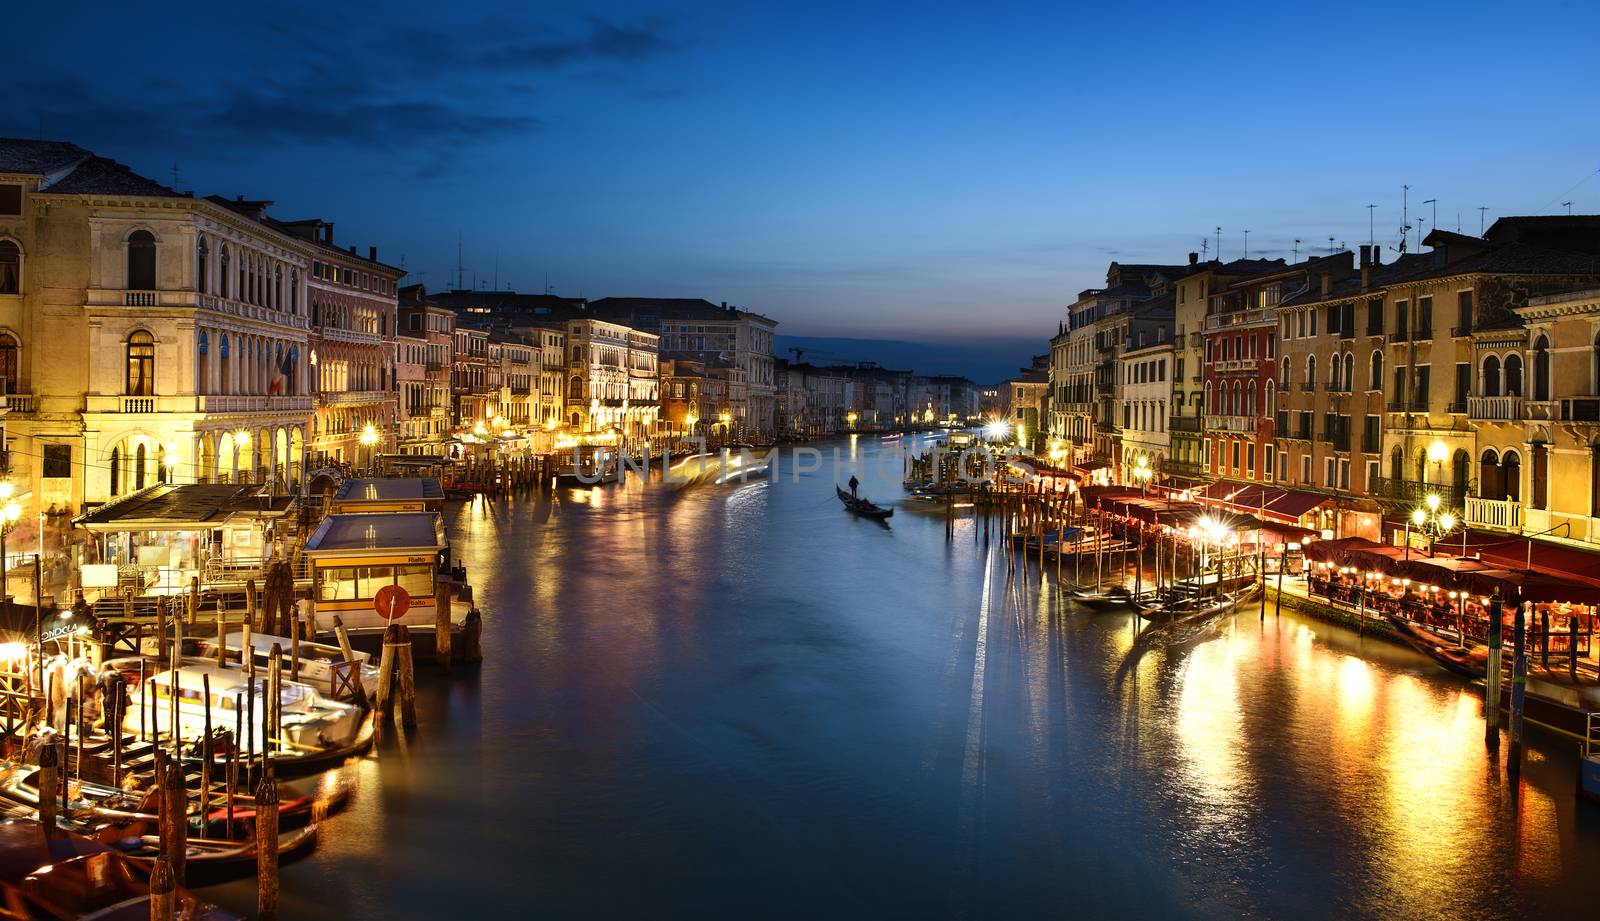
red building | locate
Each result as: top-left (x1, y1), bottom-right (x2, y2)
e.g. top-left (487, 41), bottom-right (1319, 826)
top-left (1201, 267), bottom-right (1285, 484)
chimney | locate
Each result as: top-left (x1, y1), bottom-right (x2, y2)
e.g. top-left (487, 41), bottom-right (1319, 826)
top-left (369, 246), bottom-right (378, 262)
top-left (324, 222), bottom-right (335, 245)
top-left (1371, 247), bottom-right (1381, 267)
top-left (1361, 263), bottom-right (1370, 291)
top-left (1320, 273), bottom-right (1331, 296)
top-left (1188, 252), bottom-right (1199, 265)
top-left (1359, 245), bottom-right (1371, 267)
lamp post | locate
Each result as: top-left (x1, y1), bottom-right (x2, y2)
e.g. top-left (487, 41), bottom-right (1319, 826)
top-left (0, 482), bottom-right (18, 619)
top-left (1409, 492), bottom-right (1457, 558)
top-left (1132, 456), bottom-right (1152, 496)
top-left (360, 422), bottom-right (380, 474)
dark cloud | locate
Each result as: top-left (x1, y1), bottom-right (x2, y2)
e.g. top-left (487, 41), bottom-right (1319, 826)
top-left (5, 9), bottom-right (688, 174)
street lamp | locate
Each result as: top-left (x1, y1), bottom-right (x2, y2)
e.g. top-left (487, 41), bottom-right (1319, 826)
top-left (360, 422), bottom-right (380, 473)
top-left (1408, 492), bottom-right (1457, 558)
top-left (0, 484), bottom-right (18, 617)
top-left (163, 445), bottom-right (181, 484)
top-left (1132, 455), bottom-right (1152, 495)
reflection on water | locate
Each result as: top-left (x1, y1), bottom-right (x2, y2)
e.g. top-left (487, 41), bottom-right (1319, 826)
top-left (206, 437), bottom-right (1600, 920)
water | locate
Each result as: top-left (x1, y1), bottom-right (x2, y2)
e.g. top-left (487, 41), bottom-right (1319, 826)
top-left (208, 435), bottom-right (1600, 919)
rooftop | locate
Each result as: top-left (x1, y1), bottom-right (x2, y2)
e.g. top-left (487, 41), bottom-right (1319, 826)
top-left (333, 477), bottom-right (444, 504)
top-left (74, 484), bottom-right (293, 530)
top-left (304, 512), bottom-right (443, 554)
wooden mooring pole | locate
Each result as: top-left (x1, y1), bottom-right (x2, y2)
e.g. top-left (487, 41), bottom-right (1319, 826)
top-left (255, 774), bottom-right (280, 921)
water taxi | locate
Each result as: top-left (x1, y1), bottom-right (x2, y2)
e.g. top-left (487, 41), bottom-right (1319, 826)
top-left (301, 512), bottom-right (464, 640)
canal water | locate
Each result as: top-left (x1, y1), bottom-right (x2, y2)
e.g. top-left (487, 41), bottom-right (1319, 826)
top-left (210, 435), bottom-right (1599, 919)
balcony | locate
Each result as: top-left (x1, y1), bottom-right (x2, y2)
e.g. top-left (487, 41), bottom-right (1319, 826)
top-left (1466, 496), bottom-right (1523, 531)
top-left (320, 390), bottom-right (392, 407)
top-left (1203, 308), bottom-right (1271, 330)
top-left (318, 326), bottom-right (381, 345)
top-left (1162, 459), bottom-right (1209, 479)
top-left (1446, 400), bottom-right (1467, 414)
top-left (1329, 431), bottom-right (1351, 452)
top-left (1213, 359), bottom-right (1256, 373)
top-left (198, 394), bottom-right (313, 414)
top-left (1467, 395), bottom-right (1523, 421)
top-left (1203, 414), bottom-right (1257, 433)
top-left (2, 393), bottom-right (32, 413)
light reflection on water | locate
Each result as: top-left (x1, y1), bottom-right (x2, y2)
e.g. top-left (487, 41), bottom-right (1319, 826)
top-left (204, 437), bottom-right (1600, 920)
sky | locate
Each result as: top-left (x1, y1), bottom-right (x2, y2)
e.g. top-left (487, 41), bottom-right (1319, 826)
top-left (8, 0), bottom-right (1600, 374)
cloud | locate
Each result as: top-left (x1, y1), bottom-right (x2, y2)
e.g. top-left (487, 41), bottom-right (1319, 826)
top-left (4, 8), bottom-right (690, 172)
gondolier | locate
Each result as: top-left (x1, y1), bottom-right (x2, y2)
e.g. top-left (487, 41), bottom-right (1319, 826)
top-left (848, 475), bottom-right (859, 497)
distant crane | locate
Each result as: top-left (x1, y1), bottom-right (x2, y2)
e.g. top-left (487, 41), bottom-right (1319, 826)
top-left (788, 346), bottom-right (845, 363)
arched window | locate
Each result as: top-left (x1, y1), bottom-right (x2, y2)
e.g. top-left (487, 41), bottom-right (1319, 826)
top-left (1279, 356), bottom-right (1289, 386)
top-left (1531, 440), bottom-right (1549, 509)
top-left (1343, 353), bottom-right (1355, 392)
top-left (1370, 350), bottom-right (1383, 391)
top-left (1502, 450), bottom-right (1522, 502)
top-left (1533, 335), bottom-right (1550, 401)
top-left (0, 333), bottom-right (17, 395)
top-left (1480, 448), bottom-right (1502, 500)
top-left (289, 271), bottom-right (298, 314)
top-left (274, 265), bottom-right (283, 310)
top-left (1265, 380), bottom-right (1276, 416)
top-left (127, 230), bottom-right (156, 290)
top-left (1390, 445), bottom-right (1404, 482)
top-left (1504, 353), bottom-right (1523, 397)
top-left (218, 245), bottom-right (230, 299)
top-left (1231, 380), bottom-right (1241, 415)
top-left (126, 330), bottom-right (155, 395)
top-left (1452, 448), bottom-right (1470, 492)
top-left (0, 241), bottom-right (20, 294)
top-left (1306, 355), bottom-right (1316, 386)
top-left (1482, 355), bottom-right (1502, 397)
top-left (197, 330), bottom-right (209, 393)
top-left (134, 443), bottom-right (147, 492)
top-left (110, 447), bottom-right (120, 496)
top-left (196, 238), bottom-right (208, 293)
top-left (1246, 380), bottom-right (1257, 415)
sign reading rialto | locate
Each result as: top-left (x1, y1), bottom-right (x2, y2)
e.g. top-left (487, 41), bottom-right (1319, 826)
top-left (374, 584), bottom-right (412, 621)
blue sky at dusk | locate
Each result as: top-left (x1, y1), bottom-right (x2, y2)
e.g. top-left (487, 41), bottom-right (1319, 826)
top-left (9, 0), bottom-right (1600, 359)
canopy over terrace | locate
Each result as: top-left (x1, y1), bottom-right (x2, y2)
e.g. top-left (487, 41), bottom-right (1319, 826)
top-left (1309, 535), bottom-right (1600, 604)
top-left (1196, 482), bottom-right (1332, 526)
top-left (72, 484), bottom-right (296, 595)
top-left (1084, 487), bottom-right (1316, 544)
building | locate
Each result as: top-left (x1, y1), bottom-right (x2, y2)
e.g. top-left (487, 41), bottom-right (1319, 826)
top-left (452, 325), bottom-right (494, 429)
top-left (1169, 256), bottom-right (1283, 484)
top-left (396, 285), bottom-right (453, 457)
top-left (1118, 340), bottom-right (1173, 476)
top-left (564, 317), bottom-right (660, 441)
top-left (589, 298), bottom-right (778, 438)
top-left (1005, 355), bottom-right (1049, 452)
top-left (267, 218), bottom-right (403, 477)
top-left (0, 139), bottom-right (318, 563)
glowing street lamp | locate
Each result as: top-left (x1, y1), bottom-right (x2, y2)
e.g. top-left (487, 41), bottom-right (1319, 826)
top-left (360, 422), bottom-right (380, 473)
top-left (985, 420), bottom-right (1010, 441)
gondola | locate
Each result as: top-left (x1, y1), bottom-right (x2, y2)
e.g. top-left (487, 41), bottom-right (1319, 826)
top-left (1139, 585), bottom-right (1259, 623)
top-left (836, 486), bottom-right (894, 519)
top-left (1382, 614), bottom-right (1487, 679)
top-left (1069, 587), bottom-right (1134, 611)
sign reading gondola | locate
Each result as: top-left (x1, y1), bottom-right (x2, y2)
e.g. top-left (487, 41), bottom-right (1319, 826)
top-left (374, 584), bottom-right (412, 621)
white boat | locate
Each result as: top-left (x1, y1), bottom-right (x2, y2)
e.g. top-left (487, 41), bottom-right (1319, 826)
top-left (193, 632), bottom-right (381, 698)
top-left (667, 449), bottom-right (772, 487)
top-left (117, 662), bottom-right (364, 758)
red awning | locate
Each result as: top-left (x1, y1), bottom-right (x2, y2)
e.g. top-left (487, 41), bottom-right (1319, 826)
top-left (1421, 525), bottom-right (1600, 590)
top-left (1074, 460), bottom-right (1111, 473)
top-left (1197, 482), bottom-right (1330, 524)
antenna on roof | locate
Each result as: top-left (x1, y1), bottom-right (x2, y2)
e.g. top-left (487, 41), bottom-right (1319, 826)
top-left (1214, 227), bottom-right (1221, 260)
top-left (1564, 201), bottom-right (1574, 215)
top-left (1200, 238), bottom-right (1209, 261)
top-left (1400, 184), bottom-right (1411, 253)
top-left (1367, 204), bottom-right (1376, 246)
top-left (1242, 229), bottom-right (1249, 259)
top-left (1292, 239), bottom-right (1300, 261)
top-left (456, 232), bottom-right (464, 290)
top-left (1478, 206), bottom-right (1489, 235)
top-left (1424, 198), bottom-right (1437, 236)
top-left (1327, 236), bottom-right (1335, 255)
top-left (170, 161), bottom-right (183, 192)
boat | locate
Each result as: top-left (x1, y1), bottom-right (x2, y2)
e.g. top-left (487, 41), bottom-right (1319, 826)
top-left (301, 511), bottom-right (469, 644)
top-left (1139, 585), bottom-right (1260, 623)
top-left (109, 662), bottom-right (371, 772)
top-left (1382, 614), bottom-right (1488, 680)
top-left (1069, 587), bottom-right (1134, 611)
top-left (552, 445), bottom-right (620, 486)
top-left (193, 632), bottom-right (381, 699)
top-left (835, 486), bottom-right (894, 519)
top-left (8, 848), bottom-right (244, 920)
